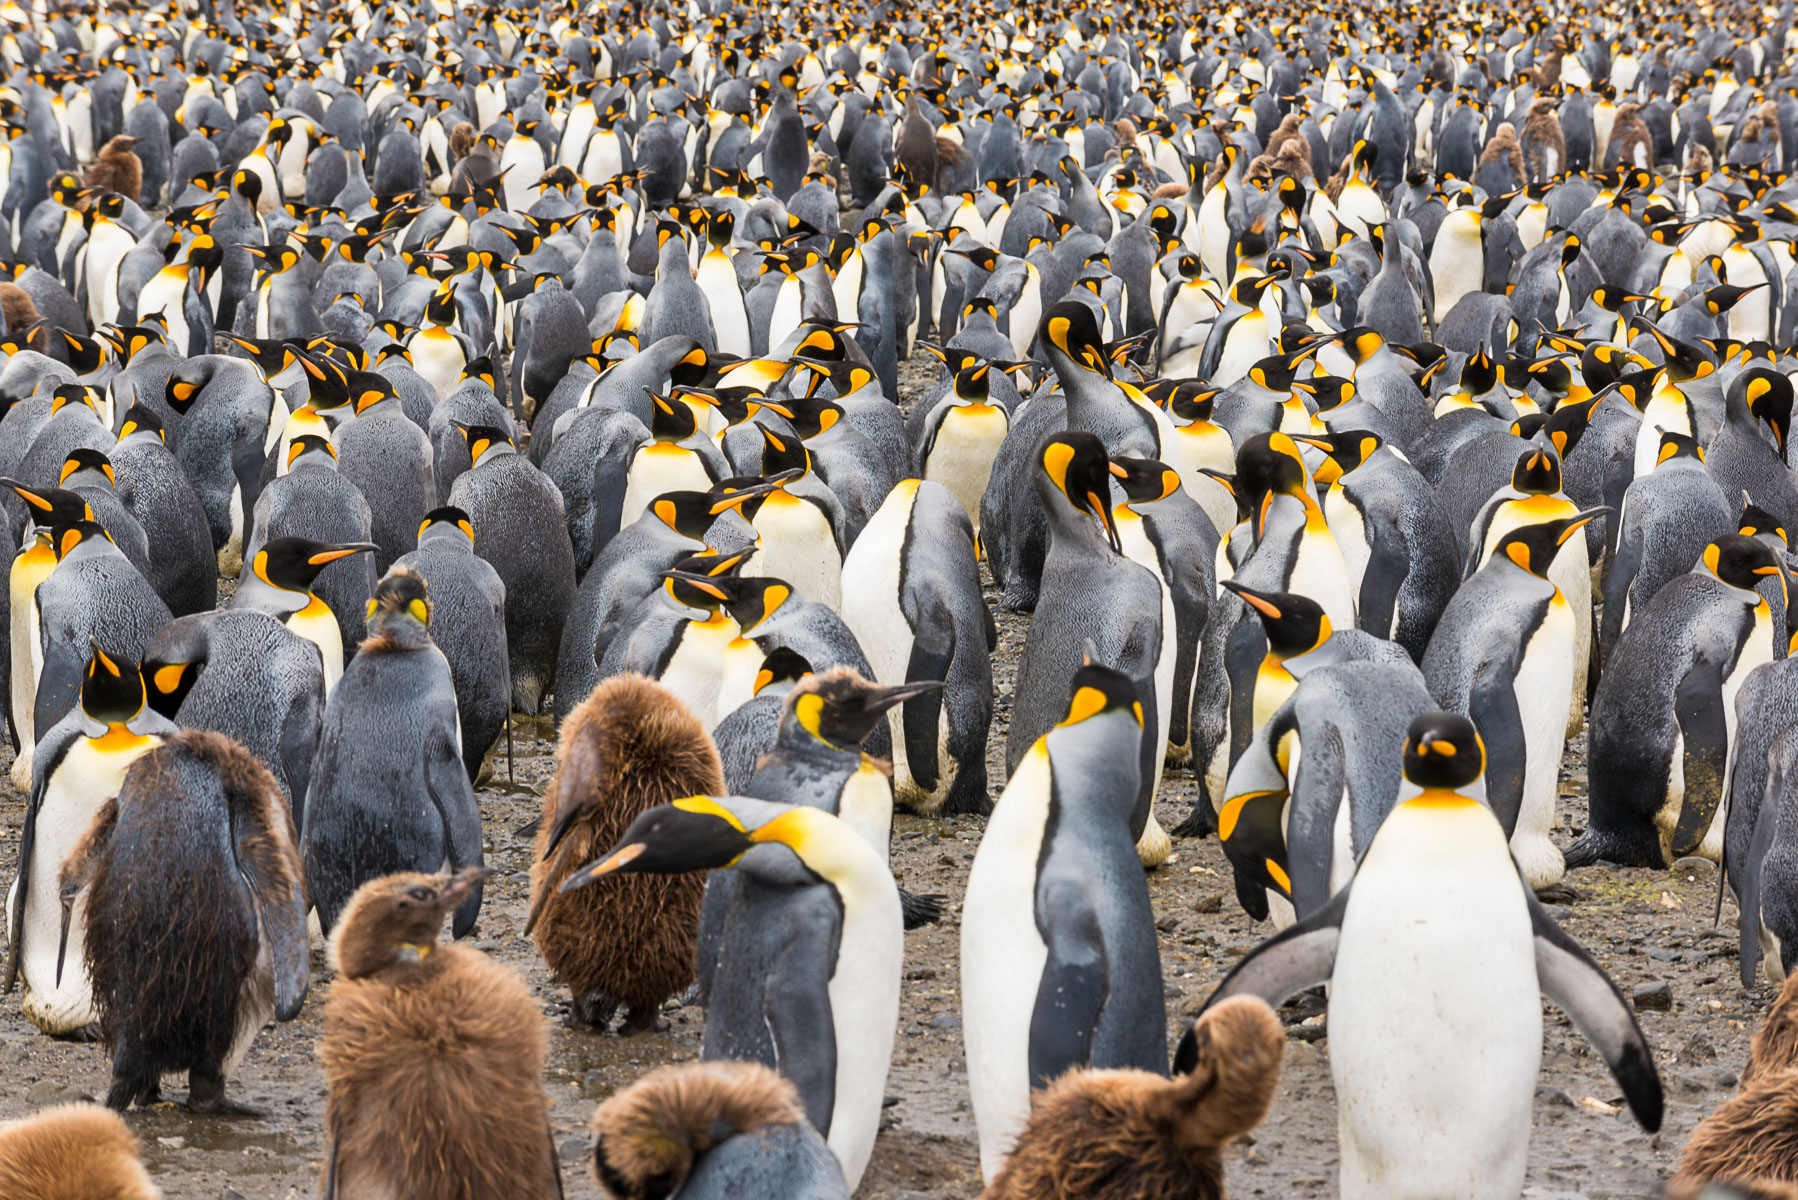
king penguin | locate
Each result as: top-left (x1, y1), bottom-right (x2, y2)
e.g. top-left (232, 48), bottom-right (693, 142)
top-left (231, 536), bottom-right (377, 695)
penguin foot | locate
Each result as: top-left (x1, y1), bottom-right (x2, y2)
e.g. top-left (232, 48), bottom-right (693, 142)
top-left (568, 989), bottom-right (621, 1031)
top-left (1534, 883), bottom-right (1584, 905)
top-left (899, 887), bottom-right (947, 929)
top-left (50, 1022), bottom-right (102, 1044)
top-left (1171, 797), bottom-right (1218, 839)
top-left (184, 1077), bottom-right (263, 1118)
top-left (618, 1005), bottom-right (667, 1036)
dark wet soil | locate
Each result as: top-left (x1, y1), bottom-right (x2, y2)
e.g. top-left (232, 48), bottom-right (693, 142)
top-left (0, 360), bottom-right (1769, 1198)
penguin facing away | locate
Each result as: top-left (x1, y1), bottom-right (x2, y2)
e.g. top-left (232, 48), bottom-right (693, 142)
top-left (0, 1103), bottom-right (162, 1200)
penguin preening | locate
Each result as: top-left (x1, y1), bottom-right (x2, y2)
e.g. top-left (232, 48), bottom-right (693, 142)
top-left (321, 867), bottom-right (562, 1200)
top-left (526, 674), bottom-right (724, 1032)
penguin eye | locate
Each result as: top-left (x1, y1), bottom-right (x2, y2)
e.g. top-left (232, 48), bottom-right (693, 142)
top-left (405, 886), bottom-right (433, 903)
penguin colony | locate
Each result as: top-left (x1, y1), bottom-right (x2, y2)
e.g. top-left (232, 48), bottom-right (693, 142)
top-left (12, 0), bottom-right (1798, 1195)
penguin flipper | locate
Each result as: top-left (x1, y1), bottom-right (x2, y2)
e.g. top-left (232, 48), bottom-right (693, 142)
top-left (762, 893), bottom-right (839, 1134)
top-left (1285, 724), bottom-right (1344, 919)
top-left (1468, 659), bottom-right (1527, 837)
top-left (426, 733), bottom-right (485, 939)
top-left (1671, 657), bottom-right (1729, 859)
top-left (1223, 614), bottom-right (1265, 770)
top-left (31, 636), bottom-right (84, 740)
top-left (1027, 880), bottom-right (1107, 1089)
top-left (1202, 881), bottom-right (1347, 1011)
top-left (1357, 501), bottom-right (1410, 641)
top-left (1528, 889), bottom-right (1664, 1133)
top-left (1736, 764), bottom-right (1782, 987)
top-left (902, 621), bottom-right (953, 794)
top-left (231, 803), bottom-right (309, 1022)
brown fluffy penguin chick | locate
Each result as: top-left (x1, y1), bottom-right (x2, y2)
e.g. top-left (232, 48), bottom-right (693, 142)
top-left (321, 867), bottom-right (561, 1200)
top-left (1672, 972), bottom-right (1798, 1193)
top-left (526, 674), bottom-right (723, 1032)
top-left (896, 94), bottom-right (939, 191)
top-left (0, 281), bottom-right (39, 346)
top-left (1520, 97), bottom-right (1566, 181)
top-left (1611, 103), bottom-right (1655, 171)
top-left (85, 136), bottom-right (142, 204)
top-left (0, 1103), bottom-right (161, 1200)
top-left (1478, 122), bottom-right (1527, 188)
top-left (1666, 1180), bottom-right (1798, 1200)
top-left (982, 996), bottom-right (1284, 1200)
top-left (590, 1061), bottom-right (847, 1200)
top-left (1263, 114), bottom-right (1311, 175)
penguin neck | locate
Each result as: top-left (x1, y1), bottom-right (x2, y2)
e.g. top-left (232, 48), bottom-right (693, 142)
top-left (772, 713), bottom-right (863, 764)
top-left (1404, 787), bottom-right (1478, 809)
top-left (235, 574), bottom-right (312, 617)
top-left (747, 805), bottom-right (884, 901)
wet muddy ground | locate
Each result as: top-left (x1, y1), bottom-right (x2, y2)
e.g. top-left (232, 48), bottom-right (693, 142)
top-left (0, 361), bottom-right (1775, 1197)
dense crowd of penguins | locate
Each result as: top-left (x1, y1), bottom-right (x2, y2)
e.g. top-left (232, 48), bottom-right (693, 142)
top-left (7, 0), bottom-right (1798, 1195)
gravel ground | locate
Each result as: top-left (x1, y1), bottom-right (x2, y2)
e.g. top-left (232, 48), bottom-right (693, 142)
top-left (0, 358), bottom-right (1772, 1198)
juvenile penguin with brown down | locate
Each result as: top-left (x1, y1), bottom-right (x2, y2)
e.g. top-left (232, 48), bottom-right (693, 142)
top-left (526, 673), bottom-right (724, 1033)
top-left (0, 1103), bottom-right (161, 1199)
top-left (1671, 971), bottom-right (1798, 1194)
top-left (981, 996), bottom-right (1284, 1200)
top-left (67, 729), bottom-right (309, 1114)
top-left (590, 1061), bottom-right (847, 1200)
top-left (86, 136), bottom-right (142, 204)
top-left (321, 867), bottom-right (562, 1200)
top-left (1477, 122), bottom-right (1527, 190)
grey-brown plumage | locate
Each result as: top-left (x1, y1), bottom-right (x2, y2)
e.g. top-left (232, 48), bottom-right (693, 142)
top-left (1476, 121), bottom-right (1526, 191)
top-left (86, 137), bottom-right (143, 203)
top-left (895, 94), bottom-right (938, 191)
top-left (1609, 103), bottom-right (1655, 171)
top-left (1672, 971), bottom-right (1798, 1195)
top-left (1519, 98), bottom-right (1566, 181)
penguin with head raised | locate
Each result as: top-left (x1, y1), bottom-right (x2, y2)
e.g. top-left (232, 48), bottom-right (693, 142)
top-left (301, 569), bottom-right (483, 937)
top-left (1205, 711), bottom-right (1662, 1200)
top-left (562, 793), bottom-right (901, 1193)
top-left (322, 867), bottom-right (561, 1200)
top-left (963, 659), bottom-right (1169, 1181)
top-left (596, 554), bottom-right (748, 730)
top-left (443, 422), bottom-right (574, 716)
top-left (4, 642), bottom-right (177, 1036)
top-left (4, 482), bottom-right (90, 789)
top-left (739, 429), bottom-right (847, 609)
top-left (1579, 534), bottom-right (1789, 868)
top-left (711, 647), bottom-right (816, 792)
top-left (247, 434), bottom-right (378, 658)
top-left (66, 730), bottom-right (306, 1115)
top-left (231, 536), bottom-right (376, 696)
top-left (0, 1103), bottom-right (161, 1200)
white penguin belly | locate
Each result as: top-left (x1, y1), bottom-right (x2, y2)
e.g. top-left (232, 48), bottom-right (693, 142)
top-left (713, 636), bottom-right (769, 726)
top-left (837, 491), bottom-right (924, 793)
top-left (1212, 311), bottom-right (1271, 388)
top-left (836, 760), bottom-right (894, 861)
top-left (769, 277), bottom-right (804, 351)
top-left (657, 615), bottom-right (737, 728)
top-left (10, 546), bottom-right (53, 784)
top-left (218, 481), bottom-right (246, 580)
top-left (1701, 608), bottom-right (1775, 861)
top-left (1633, 389), bottom-right (1696, 478)
top-left (288, 599), bottom-right (345, 694)
top-left (696, 253), bottom-right (749, 357)
top-left (822, 864), bottom-right (902, 1192)
top-left (1331, 802), bottom-right (1541, 1200)
top-left (961, 741), bottom-right (1053, 1182)
top-left (619, 445), bottom-right (714, 531)
top-left (749, 494), bottom-right (842, 609)
top-left (1511, 598), bottom-right (1573, 890)
top-left (924, 408), bottom-right (1008, 535)
top-left (17, 734), bottom-right (160, 1033)
top-left (1324, 489), bottom-right (1372, 610)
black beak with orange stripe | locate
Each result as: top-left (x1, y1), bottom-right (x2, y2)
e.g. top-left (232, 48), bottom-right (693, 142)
top-left (1222, 581), bottom-right (1330, 658)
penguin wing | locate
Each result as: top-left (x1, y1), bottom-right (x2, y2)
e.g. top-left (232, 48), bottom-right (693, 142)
top-left (1354, 492), bottom-right (1411, 640)
top-left (1286, 722), bottom-right (1346, 919)
top-left (1467, 657), bottom-right (1528, 837)
top-left (1201, 880), bottom-right (1347, 1011)
top-left (1670, 655), bottom-right (1730, 859)
top-left (2, 721), bottom-right (80, 993)
top-left (425, 727), bottom-right (485, 939)
top-left (1528, 889), bottom-right (1664, 1132)
top-left (1224, 609), bottom-right (1265, 769)
top-left (1027, 874), bottom-right (1110, 1090)
top-left (230, 805), bottom-right (309, 1022)
top-left (901, 610), bottom-right (954, 794)
top-left (31, 627), bottom-right (85, 740)
top-left (1734, 759), bottom-right (1783, 987)
top-left (762, 887), bottom-right (841, 1134)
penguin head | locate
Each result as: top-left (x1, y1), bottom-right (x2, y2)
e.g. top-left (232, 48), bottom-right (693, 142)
top-left (226, 335), bottom-right (302, 381)
top-left (1401, 712), bottom-right (1485, 792)
top-left (329, 867), bottom-right (491, 979)
top-left (117, 404), bottom-right (165, 443)
top-left (253, 537), bottom-right (377, 595)
top-left (1223, 581), bottom-right (1331, 659)
top-left (417, 506), bottom-right (476, 549)
top-left (560, 797), bottom-right (759, 889)
top-left (783, 394), bottom-right (846, 440)
top-left (1738, 501), bottom-right (1788, 549)
top-left (1039, 432), bottom-right (1123, 553)
top-left (364, 566), bottom-right (431, 631)
top-left (49, 383), bottom-right (99, 417)
top-left (1059, 654), bottom-right (1144, 729)
top-left (758, 427), bottom-right (812, 477)
top-left (1457, 345), bottom-right (1500, 396)
top-left (50, 519), bottom-right (113, 562)
top-left (754, 647), bottom-right (814, 697)
top-left (1290, 374), bottom-right (1354, 414)
top-left (1654, 431), bottom-right (1705, 467)
top-left (1108, 456), bottom-right (1183, 505)
top-left (4, 480), bottom-right (92, 531)
top-left (1492, 508), bottom-right (1609, 577)
top-left (1039, 300), bottom-right (1112, 379)
top-left (1633, 318), bottom-right (1716, 383)
top-left (646, 390), bottom-right (700, 442)
top-left (348, 372), bottom-right (398, 416)
top-left (1292, 430), bottom-right (1380, 483)
top-left (1332, 326), bottom-right (1387, 369)
top-left (714, 576), bottom-right (796, 634)
top-left (643, 492), bottom-right (718, 540)
top-left (455, 423), bottom-right (515, 466)
top-left (1509, 446), bottom-right (1562, 495)
top-left (1734, 367), bottom-right (1793, 458)
top-left (245, 243), bottom-right (301, 275)
top-left (461, 356), bottom-right (500, 391)
top-left (286, 435), bottom-right (337, 471)
top-left (79, 640), bottom-right (147, 728)
top-left (59, 448), bottom-right (114, 491)
top-left (786, 667), bottom-right (945, 748)
top-left (1164, 383), bottom-right (1220, 424)
top-left (1244, 353), bottom-right (1301, 393)
top-left (706, 475), bottom-right (791, 520)
top-left (1700, 533), bottom-right (1787, 599)
top-left (660, 561), bottom-right (736, 614)
top-left (1233, 432), bottom-right (1318, 532)
top-left (951, 362), bottom-right (992, 405)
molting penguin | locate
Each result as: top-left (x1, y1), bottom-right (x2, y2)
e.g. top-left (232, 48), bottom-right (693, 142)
top-left (525, 674), bottom-right (724, 1032)
top-left (1205, 711), bottom-right (1662, 1200)
top-left (4, 643), bottom-right (176, 1036)
top-left (67, 730), bottom-right (307, 1114)
top-left (301, 570), bottom-right (483, 936)
top-left (321, 867), bottom-right (562, 1200)
top-left (561, 794), bottom-right (901, 1193)
top-left (963, 660), bottom-right (1168, 1182)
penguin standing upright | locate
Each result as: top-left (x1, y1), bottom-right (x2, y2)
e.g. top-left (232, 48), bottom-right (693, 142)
top-left (4, 644), bottom-right (177, 1036)
top-left (525, 674), bottom-right (724, 1032)
top-left (562, 794), bottom-right (902, 1193)
top-left (740, 430), bottom-right (847, 609)
top-left (302, 570), bottom-right (483, 935)
top-left (447, 425), bottom-right (576, 715)
top-left (65, 730), bottom-right (307, 1114)
top-left (109, 405), bottom-right (215, 618)
top-left (231, 537), bottom-right (377, 696)
top-left (962, 660), bottom-right (1167, 1181)
top-left (915, 362), bottom-right (1011, 537)
top-left (837, 480), bottom-right (994, 815)
top-left (321, 867), bottom-right (562, 1200)
top-left (1422, 511), bottom-right (1608, 891)
top-left (248, 436), bottom-right (378, 657)
top-left (1205, 712), bottom-right (1662, 1200)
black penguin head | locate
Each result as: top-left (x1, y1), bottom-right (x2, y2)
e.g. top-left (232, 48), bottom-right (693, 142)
top-left (1059, 655), bottom-right (1143, 728)
top-left (80, 641), bottom-right (146, 727)
top-left (646, 491), bottom-right (718, 539)
top-left (1293, 431), bottom-right (1381, 483)
top-left (1245, 353), bottom-right (1300, 392)
top-left (1108, 456), bottom-right (1182, 505)
top-left (418, 506), bottom-right (476, 547)
top-left (1039, 301), bottom-right (1112, 379)
top-left (647, 391), bottom-right (700, 442)
top-left (50, 520), bottom-right (112, 561)
top-left (1332, 326), bottom-right (1386, 368)
top-left (1223, 581), bottom-right (1331, 658)
top-left (951, 362), bottom-right (992, 404)
top-left (365, 566), bottom-right (431, 629)
top-left (461, 356), bottom-right (500, 391)
top-left (786, 668), bottom-right (945, 748)
top-left (1233, 432), bottom-right (1317, 532)
top-left (1738, 501), bottom-right (1788, 548)
top-left (1039, 432), bottom-right (1122, 553)
top-left (49, 383), bottom-right (99, 416)
top-left (1492, 508), bottom-right (1609, 576)
top-left (754, 647), bottom-right (814, 696)
top-left (117, 403), bottom-right (165, 442)
top-left (1654, 431), bottom-right (1705, 467)
top-left (456, 423), bottom-right (514, 465)
top-left (59, 447), bottom-right (114, 490)
top-left (287, 434), bottom-right (337, 470)
top-left (253, 537), bottom-right (377, 593)
top-left (1291, 374), bottom-right (1353, 415)
top-left (759, 427), bottom-right (812, 477)
top-left (1700, 533), bottom-right (1786, 596)
top-left (660, 563), bottom-right (734, 613)
top-left (4, 480), bottom-right (93, 531)
top-left (349, 372), bottom-right (398, 416)
top-left (1457, 346), bottom-right (1499, 396)
top-left (1166, 383), bottom-right (1220, 424)
top-left (714, 575), bottom-right (795, 632)
top-left (1401, 712), bottom-right (1485, 791)
top-left (560, 798), bottom-right (757, 891)
top-left (1735, 367), bottom-right (1793, 458)
top-left (1509, 447), bottom-right (1562, 495)
top-left (1634, 318), bottom-right (1716, 383)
